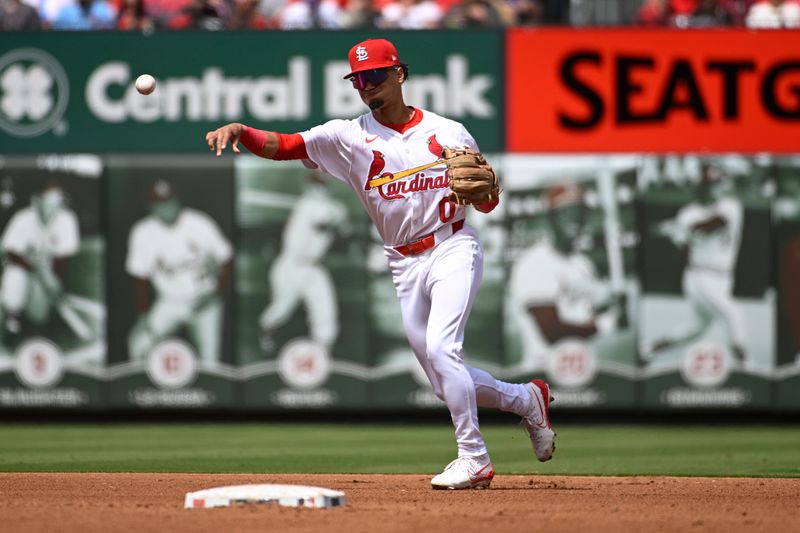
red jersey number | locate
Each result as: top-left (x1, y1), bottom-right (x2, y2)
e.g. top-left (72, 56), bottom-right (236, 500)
top-left (438, 197), bottom-right (456, 223)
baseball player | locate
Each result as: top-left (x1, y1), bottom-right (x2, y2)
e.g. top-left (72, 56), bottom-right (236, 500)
top-left (646, 163), bottom-right (747, 365)
top-left (509, 184), bottom-right (620, 370)
top-left (126, 180), bottom-right (233, 364)
top-left (206, 38), bottom-right (555, 490)
top-left (259, 172), bottom-right (347, 352)
top-left (0, 179), bottom-right (80, 342)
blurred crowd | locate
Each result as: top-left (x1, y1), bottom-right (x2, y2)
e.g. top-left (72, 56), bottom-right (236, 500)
top-left (0, 0), bottom-right (557, 30)
top-left (0, 0), bottom-right (798, 31)
top-left (636, 0), bottom-right (799, 27)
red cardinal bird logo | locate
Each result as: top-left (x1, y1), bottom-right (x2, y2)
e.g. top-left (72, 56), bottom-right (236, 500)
top-left (427, 135), bottom-right (443, 158)
top-left (365, 150), bottom-right (386, 190)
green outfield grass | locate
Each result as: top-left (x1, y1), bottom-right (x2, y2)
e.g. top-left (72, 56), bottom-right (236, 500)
top-left (0, 424), bottom-right (798, 477)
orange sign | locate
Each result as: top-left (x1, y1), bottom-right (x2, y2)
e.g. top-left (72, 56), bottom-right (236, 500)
top-left (507, 29), bottom-right (800, 153)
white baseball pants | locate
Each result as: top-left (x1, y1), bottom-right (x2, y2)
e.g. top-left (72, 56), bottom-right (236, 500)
top-left (386, 224), bottom-right (532, 458)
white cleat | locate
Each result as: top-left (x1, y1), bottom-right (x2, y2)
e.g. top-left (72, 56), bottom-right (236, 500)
top-left (430, 455), bottom-right (495, 490)
top-left (522, 379), bottom-right (556, 462)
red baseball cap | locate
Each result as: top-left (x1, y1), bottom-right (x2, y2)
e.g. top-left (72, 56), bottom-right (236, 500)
top-left (343, 39), bottom-right (402, 79)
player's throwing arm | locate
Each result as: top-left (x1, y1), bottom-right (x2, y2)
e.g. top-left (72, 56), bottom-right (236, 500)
top-left (206, 123), bottom-right (280, 159)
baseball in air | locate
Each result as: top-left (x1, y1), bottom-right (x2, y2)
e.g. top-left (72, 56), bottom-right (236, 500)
top-left (135, 74), bottom-right (156, 95)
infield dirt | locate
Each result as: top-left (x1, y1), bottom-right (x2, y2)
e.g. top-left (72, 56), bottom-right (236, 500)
top-left (0, 473), bottom-right (797, 532)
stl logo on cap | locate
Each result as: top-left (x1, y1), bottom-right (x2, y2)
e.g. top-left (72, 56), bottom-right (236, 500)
top-left (344, 39), bottom-right (402, 79)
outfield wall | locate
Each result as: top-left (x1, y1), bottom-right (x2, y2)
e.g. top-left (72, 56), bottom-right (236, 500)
top-left (0, 30), bottom-right (798, 412)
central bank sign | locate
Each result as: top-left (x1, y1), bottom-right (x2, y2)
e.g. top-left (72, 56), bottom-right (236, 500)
top-left (0, 35), bottom-right (501, 153)
top-left (86, 56), bottom-right (494, 123)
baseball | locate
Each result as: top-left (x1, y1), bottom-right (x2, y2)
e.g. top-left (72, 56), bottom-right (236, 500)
top-left (135, 74), bottom-right (156, 95)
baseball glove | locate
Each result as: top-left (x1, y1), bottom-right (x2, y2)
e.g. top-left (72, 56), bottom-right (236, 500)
top-left (443, 148), bottom-right (499, 205)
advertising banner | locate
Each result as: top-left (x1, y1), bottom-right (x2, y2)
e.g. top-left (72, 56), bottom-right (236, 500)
top-left (0, 31), bottom-right (503, 154)
top-left (235, 157), bottom-right (370, 409)
top-left (0, 155), bottom-right (105, 409)
top-left (507, 29), bottom-right (800, 153)
top-left (105, 156), bottom-right (237, 408)
top-left (637, 154), bottom-right (773, 409)
top-left (2, 27), bottom-right (799, 414)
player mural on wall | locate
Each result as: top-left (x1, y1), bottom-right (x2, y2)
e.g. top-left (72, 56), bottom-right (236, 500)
top-left (637, 154), bottom-right (774, 407)
top-left (258, 172), bottom-right (347, 353)
top-left (206, 38), bottom-right (555, 490)
top-left (500, 156), bottom-right (641, 410)
top-left (0, 180), bottom-right (80, 344)
top-left (0, 160), bottom-right (106, 404)
top-left (642, 163), bottom-right (747, 367)
top-left (126, 179), bottom-right (233, 365)
top-left (508, 183), bottom-right (625, 380)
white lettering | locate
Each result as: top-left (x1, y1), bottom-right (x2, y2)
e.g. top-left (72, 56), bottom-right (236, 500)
top-left (289, 57), bottom-right (308, 118)
top-left (407, 74), bottom-right (447, 113)
top-left (84, 56), bottom-right (493, 123)
top-left (85, 62), bottom-right (129, 123)
top-left (549, 388), bottom-right (606, 407)
top-left (325, 61), bottom-right (363, 118)
top-left (0, 387), bottom-right (89, 406)
top-left (270, 388), bottom-right (337, 407)
top-left (129, 388), bottom-right (215, 407)
top-left (202, 68), bottom-right (223, 120)
top-left (85, 59), bottom-right (312, 123)
top-left (126, 84), bottom-right (160, 122)
top-left (165, 78), bottom-right (203, 121)
top-left (249, 79), bottom-right (288, 120)
top-left (661, 388), bottom-right (752, 407)
top-left (445, 55), bottom-right (492, 117)
top-left (223, 79), bottom-right (249, 119)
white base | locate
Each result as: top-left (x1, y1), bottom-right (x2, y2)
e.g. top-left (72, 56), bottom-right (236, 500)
top-left (185, 483), bottom-right (346, 509)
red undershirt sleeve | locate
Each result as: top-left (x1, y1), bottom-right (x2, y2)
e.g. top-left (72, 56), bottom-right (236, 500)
top-left (273, 133), bottom-right (309, 161)
top-left (239, 126), bottom-right (268, 154)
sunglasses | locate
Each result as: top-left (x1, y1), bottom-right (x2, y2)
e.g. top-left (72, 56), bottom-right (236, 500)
top-left (349, 68), bottom-right (395, 90)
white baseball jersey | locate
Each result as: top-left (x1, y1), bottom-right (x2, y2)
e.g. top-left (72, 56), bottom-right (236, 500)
top-left (300, 109), bottom-right (472, 246)
top-left (1, 205), bottom-right (79, 262)
top-left (281, 186), bottom-right (347, 262)
top-left (510, 241), bottom-right (600, 357)
top-left (674, 196), bottom-right (743, 273)
top-left (126, 208), bottom-right (232, 300)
